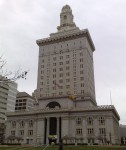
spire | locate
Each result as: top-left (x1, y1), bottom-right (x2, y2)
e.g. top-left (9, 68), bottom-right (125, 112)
top-left (57, 5), bottom-right (79, 32)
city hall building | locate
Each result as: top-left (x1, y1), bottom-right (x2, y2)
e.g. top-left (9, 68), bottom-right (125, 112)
top-left (5, 5), bottom-right (120, 145)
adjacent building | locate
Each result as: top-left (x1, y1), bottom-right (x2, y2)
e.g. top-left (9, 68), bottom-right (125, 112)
top-left (15, 92), bottom-right (35, 111)
top-left (0, 81), bottom-right (17, 122)
top-left (5, 5), bottom-right (120, 145)
top-left (0, 79), bottom-right (17, 143)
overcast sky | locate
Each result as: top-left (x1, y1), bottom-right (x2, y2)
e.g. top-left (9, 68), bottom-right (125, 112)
top-left (0, 0), bottom-right (126, 124)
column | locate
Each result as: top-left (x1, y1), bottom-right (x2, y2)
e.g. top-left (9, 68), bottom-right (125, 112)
top-left (57, 117), bottom-right (59, 143)
top-left (24, 120), bottom-right (28, 144)
top-left (46, 117), bottom-right (50, 144)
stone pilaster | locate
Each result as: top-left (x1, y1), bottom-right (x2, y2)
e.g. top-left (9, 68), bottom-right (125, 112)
top-left (36, 118), bottom-right (45, 145)
top-left (24, 120), bottom-right (28, 144)
top-left (61, 117), bottom-right (69, 138)
top-left (94, 117), bottom-right (99, 143)
top-left (82, 117), bottom-right (87, 143)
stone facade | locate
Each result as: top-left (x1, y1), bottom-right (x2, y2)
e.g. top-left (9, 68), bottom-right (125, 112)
top-left (5, 5), bottom-right (120, 145)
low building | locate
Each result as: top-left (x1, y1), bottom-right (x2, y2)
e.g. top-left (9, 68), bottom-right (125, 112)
top-left (120, 124), bottom-right (126, 144)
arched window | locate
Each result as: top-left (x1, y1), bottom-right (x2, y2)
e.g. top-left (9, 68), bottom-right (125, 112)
top-left (87, 117), bottom-right (93, 125)
top-left (98, 117), bottom-right (105, 125)
top-left (46, 101), bottom-right (61, 108)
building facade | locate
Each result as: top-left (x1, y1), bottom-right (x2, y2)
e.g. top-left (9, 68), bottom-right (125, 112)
top-left (7, 82), bottom-right (17, 112)
top-left (15, 92), bottom-right (35, 111)
top-left (0, 79), bottom-right (17, 143)
top-left (5, 5), bottom-right (120, 145)
top-left (0, 81), bottom-right (17, 123)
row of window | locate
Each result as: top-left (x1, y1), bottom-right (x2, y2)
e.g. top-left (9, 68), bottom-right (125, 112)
top-left (41, 50), bottom-right (84, 57)
top-left (76, 117), bottom-right (105, 126)
top-left (11, 130), bottom-right (33, 136)
top-left (40, 90), bottom-right (84, 97)
top-left (41, 70), bottom-right (84, 77)
top-left (41, 63), bottom-right (84, 69)
top-left (11, 128), bottom-right (106, 136)
top-left (11, 120), bottom-right (33, 128)
top-left (16, 99), bottom-right (26, 103)
top-left (76, 128), bottom-right (106, 135)
top-left (42, 41), bottom-right (82, 51)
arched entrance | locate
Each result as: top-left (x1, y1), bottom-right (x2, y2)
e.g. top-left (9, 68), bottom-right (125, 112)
top-left (45, 102), bottom-right (61, 144)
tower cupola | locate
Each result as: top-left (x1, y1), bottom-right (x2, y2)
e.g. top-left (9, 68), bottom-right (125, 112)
top-left (57, 5), bottom-right (78, 31)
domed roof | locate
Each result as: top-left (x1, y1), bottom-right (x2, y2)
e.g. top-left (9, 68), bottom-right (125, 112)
top-left (62, 4), bottom-right (72, 12)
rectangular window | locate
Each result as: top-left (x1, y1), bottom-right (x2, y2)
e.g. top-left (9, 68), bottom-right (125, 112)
top-left (66, 66), bottom-right (70, 70)
top-left (53, 68), bottom-right (56, 72)
top-left (66, 79), bottom-right (70, 82)
top-left (80, 77), bottom-right (84, 80)
top-left (59, 62), bottom-right (63, 65)
top-left (80, 64), bottom-right (83, 68)
top-left (59, 79), bottom-right (63, 83)
top-left (81, 83), bottom-right (84, 87)
top-left (59, 68), bottom-right (63, 71)
top-left (59, 92), bottom-right (63, 95)
top-left (76, 118), bottom-right (82, 125)
top-left (41, 76), bottom-right (44, 79)
top-left (53, 86), bottom-right (56, 90)
top-left (11, 130), bottom-right (15, 136)
top-left (66, 55), bottom-right (69, 58)
top-left (41, 65), bottom-right (44, 68)
top-left (53, 63), bottom-right (56, 66)
top-left (41, 70), bottom-right (44, 74)
top-left (66, 61), bottom-right (70, 64)
top-left (53, 57), bottom-right (56, 61)
top-left (60, 56), bottom-right (63, 60)
top-left (53, 74), bottom-right (56, 78)
top-left (76, 129), bottom-right (82, 135)
top-left (66, 85), bottom-right (70, 89)
top-left (80, 70), bottom-right (83, 74)
top-left (66, 72), bottom-right (70, 76)
top-left (99, 128), bottom-right (106, 135)
top-left (59, 73), bottom-right (63, 77)
top-left (19, 130), bottom-right (24, 136)
top-left (81, 90), bottom-right (84, 94)
top-left (87, 128), bottom-right (94, 135)
top-left (80, 58), bottom-right (83, 62)
top-left (28, 130), bottom-right (33, 136)
top-left (80, 52), bottom-right (83, 56)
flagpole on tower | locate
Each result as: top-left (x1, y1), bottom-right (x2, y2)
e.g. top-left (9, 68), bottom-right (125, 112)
top-left (110, 90), bottom-right (112, 105)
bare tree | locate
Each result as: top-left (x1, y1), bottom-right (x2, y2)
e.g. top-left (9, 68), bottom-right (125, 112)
top-left (0, 55), bottom-right (28, 83)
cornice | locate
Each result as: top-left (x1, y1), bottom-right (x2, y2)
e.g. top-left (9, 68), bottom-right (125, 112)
top-left (6, 105), bottom-right (119, 120)
top-left (36, 29), bottom-right (95, 51)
